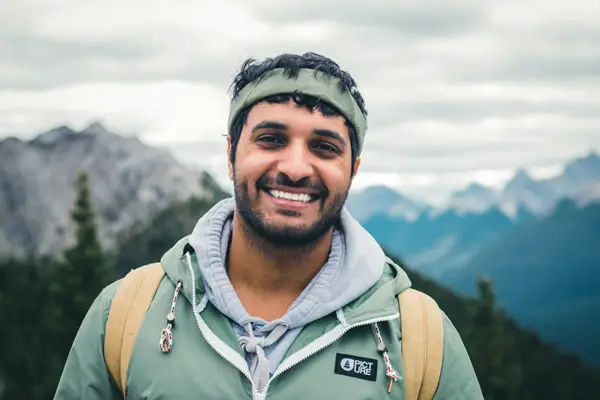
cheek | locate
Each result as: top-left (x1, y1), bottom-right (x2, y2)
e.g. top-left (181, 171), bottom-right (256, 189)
top-left (234, 156), bottom-right (265, 186)
top-left (321, 163), bottom-right (352, 191)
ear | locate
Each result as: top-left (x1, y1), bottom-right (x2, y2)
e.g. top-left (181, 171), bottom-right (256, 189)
top-left (351, 156), bottom-right (361, 179)
top-left (226, 136), bottom-right (234, 181)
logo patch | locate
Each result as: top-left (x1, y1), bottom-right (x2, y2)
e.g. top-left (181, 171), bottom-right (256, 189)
top-left (334, 353), bottom-right (378, 382)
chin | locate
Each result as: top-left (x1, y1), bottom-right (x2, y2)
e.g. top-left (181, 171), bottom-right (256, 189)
top-left (250, 216), bottom-right (332, 247)
top-left (262, 228), bottom-right (328, 247)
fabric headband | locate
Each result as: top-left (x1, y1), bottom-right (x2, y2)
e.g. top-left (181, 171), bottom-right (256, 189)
top-left (227, 68), bottom-right (367, 154)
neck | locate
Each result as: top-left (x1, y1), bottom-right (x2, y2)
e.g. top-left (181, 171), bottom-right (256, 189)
top-left (226, 213), bottom-right (332, 320)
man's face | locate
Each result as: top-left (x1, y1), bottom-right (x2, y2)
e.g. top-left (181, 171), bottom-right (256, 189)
top-left (228, 99), bottom-right (360, 247)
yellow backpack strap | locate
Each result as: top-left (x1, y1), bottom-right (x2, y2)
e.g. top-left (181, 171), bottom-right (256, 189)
top-left (104, 262), bottom-right (165, 396)
top-left (398, 288), bottom-right (444, 400)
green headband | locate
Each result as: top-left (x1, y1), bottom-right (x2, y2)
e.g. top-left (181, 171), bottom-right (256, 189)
top-left (227, 68), bottom-right (367, 154)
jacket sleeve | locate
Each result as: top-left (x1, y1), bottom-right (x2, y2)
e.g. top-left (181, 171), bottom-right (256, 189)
top-left (433, 311), bottom-right (484, 400)
top-left (53, 281), bottom-right (122, 400)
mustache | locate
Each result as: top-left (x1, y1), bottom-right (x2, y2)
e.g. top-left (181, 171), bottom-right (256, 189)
top-left (257, 173), bottom-right (329, 197)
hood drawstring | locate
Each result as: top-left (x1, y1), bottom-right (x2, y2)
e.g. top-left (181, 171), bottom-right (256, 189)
top-left (373, 322), bottom-right (400, 393)
top-left (159, 280), bottom-right (183, 353)
top-left (239, 323), bottom-right (288, 393)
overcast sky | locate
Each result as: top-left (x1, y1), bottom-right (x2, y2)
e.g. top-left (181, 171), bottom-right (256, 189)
top-left (1, 0), bottom-right (599, 202)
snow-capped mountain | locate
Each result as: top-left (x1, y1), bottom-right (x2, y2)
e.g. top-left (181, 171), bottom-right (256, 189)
top-left (446, 151), bottom-right (600, 218)
top-left (346, 185), bottom-right (430, 221)
top-left (0, 122), bottom-right (225, 260)
top-left (445, 183), bottom-right (498, 214)
top-left (349, 150), bottom-right (600, 222)
top-left (497, 169), bottom-right (559, 217)
top-left (548, 151), bottom-right (600, 198)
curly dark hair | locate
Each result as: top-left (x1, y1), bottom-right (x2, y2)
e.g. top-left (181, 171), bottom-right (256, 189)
top-left (227, 52), bottom-right (367, 173)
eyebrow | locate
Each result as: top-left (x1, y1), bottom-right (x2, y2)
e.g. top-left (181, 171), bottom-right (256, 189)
top-left (314, 129), bottom-right (345, 145)
top-left (251, 121), bottom-right (288, 133)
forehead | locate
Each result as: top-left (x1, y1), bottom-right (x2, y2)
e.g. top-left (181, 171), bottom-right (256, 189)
top-left (243, 100), bottom-right (350, 142)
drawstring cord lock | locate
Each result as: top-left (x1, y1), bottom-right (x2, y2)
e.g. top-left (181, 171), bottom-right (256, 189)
top-left (373, 323), bottom-right (400, 393)
top-left (159, 280), bottom-right (183, 353)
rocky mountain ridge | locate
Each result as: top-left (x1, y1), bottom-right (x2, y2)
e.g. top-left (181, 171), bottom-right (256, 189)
top-left (349, 150), bottom-right (600, 221)
top-left (0, 122), bottom-right (225, 260)
top-left (451, 152), bottom-right (600, 217)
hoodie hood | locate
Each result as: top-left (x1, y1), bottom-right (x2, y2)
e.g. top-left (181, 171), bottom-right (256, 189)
top-left (186, 197), bottom-right (390, 329)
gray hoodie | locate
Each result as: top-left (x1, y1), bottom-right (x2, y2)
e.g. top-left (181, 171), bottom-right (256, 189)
top-left (188, 197), bottom-right (385, 392)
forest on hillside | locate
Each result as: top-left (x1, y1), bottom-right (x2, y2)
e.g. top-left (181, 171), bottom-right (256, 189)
top-left (1, 173), bottom-right (599, 399)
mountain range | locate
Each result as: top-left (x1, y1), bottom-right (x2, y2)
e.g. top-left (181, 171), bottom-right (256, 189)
top-left (3, 122), bottom-right (598, 262)
top-left (347, 154), bottom-right (600, 367)
top-left (348, 150), bottom-right (600, 222)
top-left (361, 207), bottom-right (526, 277)
top-left (360, 199), bottom-right (600, 367)
top-left (347, 149), bottom-right (600, 278)
top-left (0, 122), bottom-right (225, 260)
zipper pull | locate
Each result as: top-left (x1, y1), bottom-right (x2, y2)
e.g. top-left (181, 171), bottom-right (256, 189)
top-left (388, 377), bottom-right (394, 393)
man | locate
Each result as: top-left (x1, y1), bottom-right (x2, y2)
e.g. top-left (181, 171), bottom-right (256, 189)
top-left (54, 52), bottom-right (483, 399)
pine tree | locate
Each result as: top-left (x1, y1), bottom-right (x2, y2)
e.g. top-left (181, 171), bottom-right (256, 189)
top-left (64, 171), bottom-right (109, 286)
top-left (470, 276), bottom-right (524, 399)
top-left (46, 171), bottom-right (117, 394)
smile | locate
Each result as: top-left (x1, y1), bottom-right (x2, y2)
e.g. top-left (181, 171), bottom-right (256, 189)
top-left (265, 189), bottom-right (319, 203)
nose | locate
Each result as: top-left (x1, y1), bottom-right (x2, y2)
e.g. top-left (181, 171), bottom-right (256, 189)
top-left (277, 142), bottom-right (314, 182)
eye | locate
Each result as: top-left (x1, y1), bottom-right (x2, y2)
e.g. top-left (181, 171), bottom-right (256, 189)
top-left (312, 141), bottom-right (341, 156)
top-left (256, 134), bottom-right (284, 148)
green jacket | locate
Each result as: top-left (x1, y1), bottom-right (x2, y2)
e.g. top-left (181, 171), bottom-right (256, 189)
top-left (54, 237), bottom-right (483, 399)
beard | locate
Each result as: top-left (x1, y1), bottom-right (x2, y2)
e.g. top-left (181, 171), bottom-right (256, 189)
top-left (233, 172), bottom-right (349, 247)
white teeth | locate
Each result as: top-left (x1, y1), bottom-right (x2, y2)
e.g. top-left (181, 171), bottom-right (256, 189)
top-left (269, 190), bottom-right (312, 203)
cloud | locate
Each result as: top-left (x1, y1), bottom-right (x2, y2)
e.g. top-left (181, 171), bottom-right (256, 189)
top-left (251, 0), bottom-right (488, 36)
top-left (1, 0), bottom-right (599, 199)
top-left (0, 81), bottom-right (229, 141)
top-left (0, 0), bottom-right (253, 89)
top-left (0, 0), bottom-right (338, 90)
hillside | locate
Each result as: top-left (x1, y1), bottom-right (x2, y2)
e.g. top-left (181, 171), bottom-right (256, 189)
top-left (111, 195), bottom-right (600, 399)
top-left (362, 207), bottom-right (523, 277)
top-left (115, 194), bottom-right (229, 275)
top-left (441, 199), bottom-right (600, 367)
top-left (403, 260), bottom-right (600, 399)
top-left (0, 122), bottom-right (224, 260)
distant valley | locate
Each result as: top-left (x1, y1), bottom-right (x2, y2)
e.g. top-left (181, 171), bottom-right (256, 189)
top-left (440, 199), bottom-right (600, 366)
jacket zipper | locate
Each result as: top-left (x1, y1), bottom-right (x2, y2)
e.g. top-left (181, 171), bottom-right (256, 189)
top-left (259, 313), bottom-right (400, 397)
top-left (186, 254), bottom-right (259, 395)
top-left (192, 311), bottom-right (258, 392)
